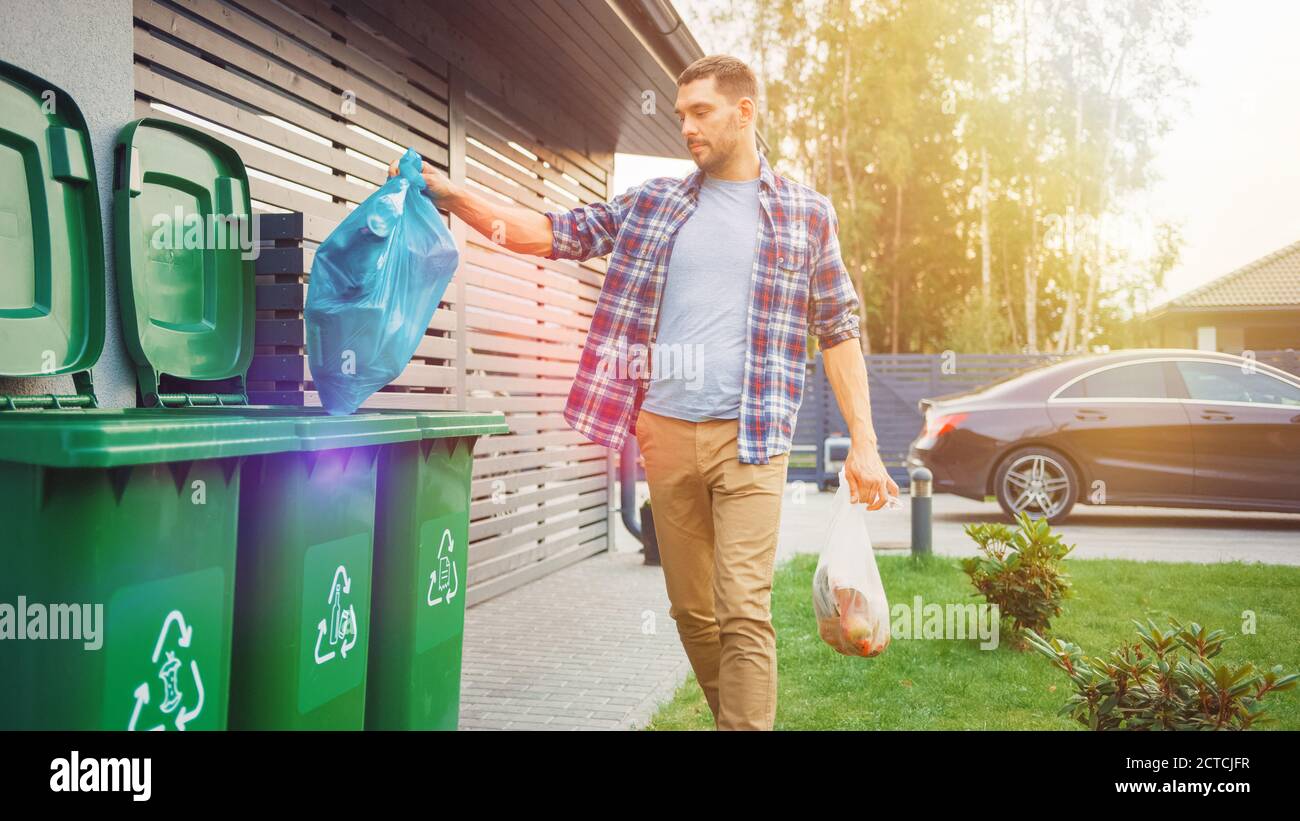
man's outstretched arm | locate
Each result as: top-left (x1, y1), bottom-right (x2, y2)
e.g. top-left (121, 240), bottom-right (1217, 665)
top-left (387, 155), bottom-right (638, 262)
top-left (388, 156), bottom-right (552, 256)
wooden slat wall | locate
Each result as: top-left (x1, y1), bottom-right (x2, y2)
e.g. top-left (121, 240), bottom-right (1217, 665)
top-left (455, 84), bottom-right (611, 602)
top-left (132, 0), bottom-right (614, 603)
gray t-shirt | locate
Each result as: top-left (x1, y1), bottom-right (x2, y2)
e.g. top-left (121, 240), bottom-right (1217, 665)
top-left (641, 173), bottom-right (761, 421)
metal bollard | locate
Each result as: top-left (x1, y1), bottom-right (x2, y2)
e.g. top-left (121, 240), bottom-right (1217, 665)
top-left (910, 466), bottom-right (933, 557)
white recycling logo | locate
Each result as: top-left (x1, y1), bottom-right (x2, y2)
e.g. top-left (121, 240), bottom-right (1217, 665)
top-left (128, 609), bottom-right (205, 731)
top-left (427, 528), bottom-right (459, 607)
top-left (314, 564), bottom-right (359, 665)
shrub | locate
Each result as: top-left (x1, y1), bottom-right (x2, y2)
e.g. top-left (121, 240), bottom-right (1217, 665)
top-left (961, 511), bottom-right (1073, 648)
top-left (1026, 619), bottom-right (1299, 730)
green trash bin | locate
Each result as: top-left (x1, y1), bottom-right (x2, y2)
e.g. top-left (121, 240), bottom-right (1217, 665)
top-left (112, 118), bottom-right (507, 729)
top-left (0, 65), bottom-right (301, 731)
top-left (0, 410), bottom-right (299, 731)
top-left (367, 412), bottom-right (508, 730)
top-left (225, 411), bottom-right (421, 729)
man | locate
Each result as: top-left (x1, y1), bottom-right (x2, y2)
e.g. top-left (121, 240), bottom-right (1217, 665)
top-left (391, 55), bottom-right (898, 730)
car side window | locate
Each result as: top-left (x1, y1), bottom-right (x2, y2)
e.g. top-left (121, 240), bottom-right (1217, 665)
top-left (1057, 379), bottom-right (1086, 398)
top-left (1058, 362), bottom-right (1169, 399)
top-left (1176, 361), bottom-right (1300, 406)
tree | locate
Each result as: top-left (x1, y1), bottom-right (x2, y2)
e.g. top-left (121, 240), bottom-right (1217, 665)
top-left (687, 0), bottom-right (1196, 354)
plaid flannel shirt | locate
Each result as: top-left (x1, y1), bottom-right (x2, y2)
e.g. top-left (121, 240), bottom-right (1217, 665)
top-left (544, 152), bottom-right (861, 464)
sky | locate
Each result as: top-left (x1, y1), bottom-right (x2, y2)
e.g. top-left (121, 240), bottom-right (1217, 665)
top-left (1142, 0), bottom-right (1300, 304)
top-left (614, 1), bottom-right (1300, 309)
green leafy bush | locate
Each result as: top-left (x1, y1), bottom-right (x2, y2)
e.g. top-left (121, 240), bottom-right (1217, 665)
top-left (961, 511), bottom-right (1073, 647)
top-left (1026, 619), bottom-right (1298, 730)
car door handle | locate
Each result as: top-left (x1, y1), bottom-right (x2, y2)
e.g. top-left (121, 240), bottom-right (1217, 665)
top-left (1291, 414), bottom-right (1300, 424)
top-left (1201, 409), bottom-right (1234, 421)
top-left (1074, 408), bottom-right (1108, 421)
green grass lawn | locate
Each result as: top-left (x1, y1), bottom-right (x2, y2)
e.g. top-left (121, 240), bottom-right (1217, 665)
top-left (645, 554), bottom-right (1300, 730)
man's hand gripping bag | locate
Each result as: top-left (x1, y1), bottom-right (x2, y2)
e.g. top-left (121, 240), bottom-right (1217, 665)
top-left (812, 468), bottom-right (892, 657)
top-left (306, 148), bottom-right (458, 414)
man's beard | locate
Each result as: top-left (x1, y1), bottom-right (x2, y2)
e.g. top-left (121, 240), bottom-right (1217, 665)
top-left (692, 131), bottom-right (737, 174)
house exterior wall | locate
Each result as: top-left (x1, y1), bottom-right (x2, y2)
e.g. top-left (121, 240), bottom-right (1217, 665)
top-left (3, 0), bottom-right (693, 599)
top-left (1153, 309), bottom-right (1300, 353)
top-left (130, 0), bottom-right (618, 600)
top-left (0, 0), bottom-right (137, 407)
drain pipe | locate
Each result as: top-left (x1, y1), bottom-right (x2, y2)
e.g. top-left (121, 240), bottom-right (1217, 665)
top-left (620, 437), bottom-right (660, 564)
top-left (620, 436), bottom-right (643, 544)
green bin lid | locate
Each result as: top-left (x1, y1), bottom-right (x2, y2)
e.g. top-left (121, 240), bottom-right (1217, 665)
top-left (166, 406), bottom-right (425, 450)
top-left (415, 411), bottom-right (509, 439)
top-left (112, 118), bottom-right (254, 406)
top-left (293, 413), bottom-right (424, 450)
top-left (0, 61), bottom-right (105, 388)
top-left (239, 407), bottom-right (425, 451)
top-left (0, 408), bottom-right (299, 468)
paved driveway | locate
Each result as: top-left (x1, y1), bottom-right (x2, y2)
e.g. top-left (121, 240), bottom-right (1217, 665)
top-left (777, 485), bottom-right (1300, 566)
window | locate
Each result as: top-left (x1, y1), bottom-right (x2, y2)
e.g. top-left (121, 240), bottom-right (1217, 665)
top-left (1057, 379), bottom-right (1086, 398)
top-left (1056, 362), bottom-right (1170, 399)
top-left (1176, 361), bottom-right (1300, 406)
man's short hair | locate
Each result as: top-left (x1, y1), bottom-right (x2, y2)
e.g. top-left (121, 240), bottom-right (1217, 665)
top-left (677, 55), bottom-right (758, 103)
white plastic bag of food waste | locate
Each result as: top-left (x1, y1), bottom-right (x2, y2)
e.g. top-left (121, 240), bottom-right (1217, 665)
top-left (812, 467), bottom-right (893, 657)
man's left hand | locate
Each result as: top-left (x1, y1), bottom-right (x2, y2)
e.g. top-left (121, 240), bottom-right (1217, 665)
top-left (845, 439), bottom-right (900, 510)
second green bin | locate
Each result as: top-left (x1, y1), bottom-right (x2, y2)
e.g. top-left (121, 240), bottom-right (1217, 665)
top-left (225, 411), bottom-right (422, 729)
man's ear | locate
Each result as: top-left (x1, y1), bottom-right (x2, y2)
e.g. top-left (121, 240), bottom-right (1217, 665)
top-left (738, 96), bottom-right (756, 127)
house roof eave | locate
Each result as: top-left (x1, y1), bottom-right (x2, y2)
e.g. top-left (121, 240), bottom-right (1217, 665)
top-left (610, 0), bottom-right (772, 156)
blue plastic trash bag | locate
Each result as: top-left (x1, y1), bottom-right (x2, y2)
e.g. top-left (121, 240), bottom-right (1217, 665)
top-left (306, 147), bottom-right (458, 414)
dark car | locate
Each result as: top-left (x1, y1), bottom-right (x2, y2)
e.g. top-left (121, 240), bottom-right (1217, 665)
top-left (906, 349), bottom-right (1300, 523)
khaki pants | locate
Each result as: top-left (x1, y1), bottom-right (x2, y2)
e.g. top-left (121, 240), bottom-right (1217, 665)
top-left (634, 407), bottom-right (789, 730)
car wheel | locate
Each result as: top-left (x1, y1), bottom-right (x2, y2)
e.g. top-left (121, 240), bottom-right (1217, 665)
top-left (993, 446), bottom-right (1078, 525)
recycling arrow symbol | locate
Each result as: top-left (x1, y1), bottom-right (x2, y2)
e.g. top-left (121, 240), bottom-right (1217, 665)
top-left (427, 529), bottom-right (459, 607)
top-left (315, 564), bottom-right (360, 665)
top-left (129, 609), bottom-right (205, 731)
